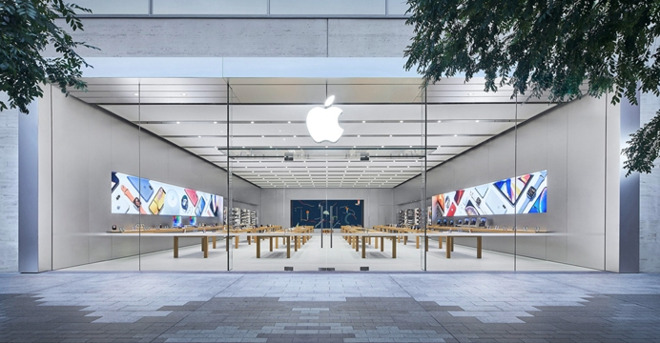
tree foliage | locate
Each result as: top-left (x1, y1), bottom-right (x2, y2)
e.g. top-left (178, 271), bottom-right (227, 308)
top-left (404, 0), bottom-right (660, 175)
top-left (0, 0), bottom-right (96, 114)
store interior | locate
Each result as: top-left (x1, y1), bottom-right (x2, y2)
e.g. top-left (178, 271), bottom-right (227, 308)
top-left (40, 76), bottom-right (617, 272)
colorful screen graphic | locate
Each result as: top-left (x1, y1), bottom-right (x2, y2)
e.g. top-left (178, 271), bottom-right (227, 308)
top-left (291, 200), bottom-right (364, 229)
top-left (111, 172), bottom-right (223, 219)
top-left (431, 170), bottom-right (547, 221)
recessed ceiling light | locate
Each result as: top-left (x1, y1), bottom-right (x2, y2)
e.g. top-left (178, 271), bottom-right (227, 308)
top-left (400, 120), bottom-right (404, 123)
top-left (181, 92), bottom-right (186, 96)
top-left (293, 135), bottom-right (297, 138)
top-left (133, 93), bottom-right (139, 96)
top-left (176, 121), bottom-right (180, 124)
top-left (362, 120), bottom-right (366, 123)
top-left (198, 135), bottom-right (202, 138)
top-left (288, 121), bottom-right (291, 124)
top-left (475, 120), bottom-right (480, 123)
top-left (389, 134), bottom-right (392, 137)
top-left (437, 120), bottom-right (442, 123)
top-left (454, 134), bottom-right (458, 137)
top-left (261, 135), bottom-right (265, 138)
top-left (213, 121), bottom-right (218, 124)
top-left (251, 121), bottom-right (255, 124)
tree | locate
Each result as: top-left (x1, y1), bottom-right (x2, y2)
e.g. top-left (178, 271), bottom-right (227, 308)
top-left (0, 0), bottom-right (96, 114)
top-left (404, 0), bottom-right (660, 175)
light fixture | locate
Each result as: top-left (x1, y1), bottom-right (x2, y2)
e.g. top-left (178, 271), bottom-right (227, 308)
top-left (306, 95), bottom-right (343, 143)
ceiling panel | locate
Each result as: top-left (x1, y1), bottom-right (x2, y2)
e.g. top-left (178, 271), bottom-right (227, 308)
top-left (76, 77), bottom-right (560, 189)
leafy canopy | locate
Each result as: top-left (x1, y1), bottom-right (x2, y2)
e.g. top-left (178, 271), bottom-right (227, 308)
top-left (404, 0), bottom-right (660, 175)
top-left (0, 0), bottom-right (96, 114)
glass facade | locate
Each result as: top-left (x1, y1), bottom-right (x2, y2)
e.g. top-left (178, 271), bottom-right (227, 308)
top-left (40, 75), bottom-right (616, 272)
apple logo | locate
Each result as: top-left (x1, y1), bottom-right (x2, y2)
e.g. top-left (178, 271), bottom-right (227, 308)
top-left (306, 95), bottom-right (344, 143)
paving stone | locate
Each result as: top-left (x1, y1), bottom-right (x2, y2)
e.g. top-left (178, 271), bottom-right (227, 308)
top-left (1, 272), bottom-right (660, 342)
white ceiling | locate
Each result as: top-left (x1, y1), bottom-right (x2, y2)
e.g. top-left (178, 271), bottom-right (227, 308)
top-left (70, 77), bottom-right (558, 188)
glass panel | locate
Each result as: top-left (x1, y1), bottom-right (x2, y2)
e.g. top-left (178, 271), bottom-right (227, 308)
top-left (425, 79), bottom-right (517, 271)
top-left (153, 0), bottom-right (268, 15)
top-left (74, 0), bottom-right (150, 15)
top-left (51, 79), bottom-right (141, 271)
top-left (386, 0), bottom-right (409, 15)
top-left (132, 78), bottom-right (227, 271)
top-left (514, 97), bottom-right (606, 271)
top-left (227, 78), bottom-right (426, 272)
top-left (270, 0), bottom-right (386, 15)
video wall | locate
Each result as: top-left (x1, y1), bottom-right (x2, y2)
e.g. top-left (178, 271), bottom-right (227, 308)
top-left (111, 171), bottom-right (223, 218)
top-left (432, 170), bottom-right (547, 220)
top-left (291, 199), bottom-right (364, 228)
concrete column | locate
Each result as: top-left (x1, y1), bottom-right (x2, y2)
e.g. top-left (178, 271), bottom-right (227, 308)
top-left (0, 95), bottom-right (19, 272)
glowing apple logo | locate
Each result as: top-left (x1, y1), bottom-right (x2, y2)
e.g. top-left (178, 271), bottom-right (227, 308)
top-left (306, 95), bottom-right (344, 143)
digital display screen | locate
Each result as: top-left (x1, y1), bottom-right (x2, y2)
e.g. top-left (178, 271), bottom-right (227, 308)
top-left (432, 170), bottom-right (547, 219)
top-left (111, 171), bottom-right (223, 219)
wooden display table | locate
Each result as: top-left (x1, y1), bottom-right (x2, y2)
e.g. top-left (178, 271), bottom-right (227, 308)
top-left (341, 226), bottom-right (398, 258)
top-left (252, 227), bottom-right (314, 258)
top-left (106, 228), bottom-right (236, 258)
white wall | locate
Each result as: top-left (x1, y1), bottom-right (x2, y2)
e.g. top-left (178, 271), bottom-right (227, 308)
top-left (41, 87), bottom-right (260, 270)
top-left (260, 188), bottom-right (394, 228)
top-left (51, 18), bottom-right (412, 58)
top-left (396, 97), bottom-right (620, 270)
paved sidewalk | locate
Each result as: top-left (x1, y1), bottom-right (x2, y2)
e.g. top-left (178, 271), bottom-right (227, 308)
top-left (1, 272), bottom-right (659, 342)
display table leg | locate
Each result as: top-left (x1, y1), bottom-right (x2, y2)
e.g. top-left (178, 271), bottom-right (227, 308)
top-left (375, 237), bottom-right (379, 249)
top-left (416, 236), bottom-right (420, 249)
top-left (425, 236), bottom-right (429, 252)
top-left (404, 236), bottom-right (408, 245)
top-left (248, 235), bottom-right (251, 245)
top-left (392, 237), bottom-right (397, 258)
top-left (173, 237), bottom-right (179, 258)
top-left (361, 237), bottom-right (366, 258)
top-left (446, 237), bottom-right (452, 258)
top-left (439, 237), bottom-right (442, 249)
top-left (270, 237), bottom-right (274, 251)
top-left (212, 236), bottom-right (217, 249)
top-left (275, 237), bottom-right (279, 249)
top-left (286, 236), bottom-right (291, 258)
top-left (355, 237), bottom-right (359, 252)
top-left (380, 237), bottom-right (384, 252)
top-left (477, 236), bottom-right (482, 258)
top-left (256, 237), bottom-right (261, 258)
top-left (202, 237), bottom-right (209, 258)
top-left (451, 237), bottom-right (454, 252)
top-left (235, 236), bottom-right (239, 249)
top-left (226, 236), bottom-right (230, 252)
top-left (295, 236), bottom-right (299, 251)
